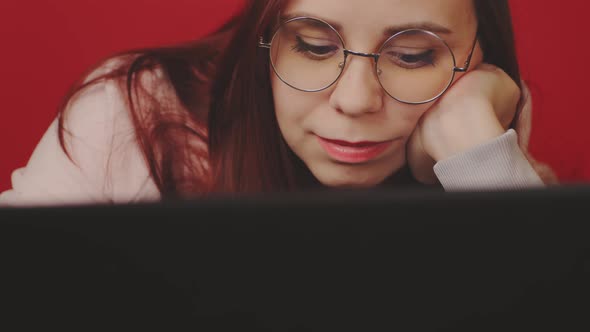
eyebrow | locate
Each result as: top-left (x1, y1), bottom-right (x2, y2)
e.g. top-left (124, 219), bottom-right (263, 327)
top-left (281, 13), bottom-right (453, 36)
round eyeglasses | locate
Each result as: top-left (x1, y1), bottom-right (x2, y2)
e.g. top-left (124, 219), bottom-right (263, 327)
top-left (258, 17), bottom-right (478, 105)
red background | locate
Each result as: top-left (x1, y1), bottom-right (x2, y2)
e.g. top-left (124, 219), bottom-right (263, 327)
top-left (0, 0), bottom-right (588, 191)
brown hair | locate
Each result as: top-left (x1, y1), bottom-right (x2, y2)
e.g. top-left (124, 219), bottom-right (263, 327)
top-left (57, 0), bottom-right (523, 199)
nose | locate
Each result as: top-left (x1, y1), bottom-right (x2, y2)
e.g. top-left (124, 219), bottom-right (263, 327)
top-left (329, 55), bottom-right (384, 117)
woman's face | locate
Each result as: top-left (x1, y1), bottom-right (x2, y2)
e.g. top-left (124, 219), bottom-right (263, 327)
top-left (271, 0), bottom-right (481, 188)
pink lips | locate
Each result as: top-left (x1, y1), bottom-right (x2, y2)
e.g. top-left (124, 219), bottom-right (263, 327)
top-left (316, 135), bottom-right (394, 164)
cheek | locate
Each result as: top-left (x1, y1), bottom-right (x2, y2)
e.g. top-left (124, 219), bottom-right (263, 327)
top-left (271, 74), bottom-right (319, 145)
top-left (383, 99), bottom-right (431, 137)
top-left (273, 75), bottom-right (300, 127)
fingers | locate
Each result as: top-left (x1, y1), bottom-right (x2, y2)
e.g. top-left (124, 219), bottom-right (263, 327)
top-left (480, 66), bottom-right (521, 129)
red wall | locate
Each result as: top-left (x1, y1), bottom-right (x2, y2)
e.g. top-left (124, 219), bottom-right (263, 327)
top-left (0, 0), bottom-right (588, 192)
top-left (510, 1), bottom-right (590, 184)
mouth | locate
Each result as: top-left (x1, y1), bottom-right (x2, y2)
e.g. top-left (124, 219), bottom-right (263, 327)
top-left (316, 135), bottom-right (395, 164)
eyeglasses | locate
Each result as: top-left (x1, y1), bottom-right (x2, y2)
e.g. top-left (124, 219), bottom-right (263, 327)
top-left (258, 16), bottom-right (478, 105)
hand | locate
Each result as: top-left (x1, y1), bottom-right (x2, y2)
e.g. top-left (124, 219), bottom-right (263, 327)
top-left (406, 63), bottom-right (522, 184)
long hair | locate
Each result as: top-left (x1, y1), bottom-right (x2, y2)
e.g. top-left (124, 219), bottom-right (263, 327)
top-left (57, 0), bottom-right (522, 199)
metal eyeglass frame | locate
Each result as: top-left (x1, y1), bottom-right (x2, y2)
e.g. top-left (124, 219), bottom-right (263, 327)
top-left (258, 16), bottom-right (479, 105)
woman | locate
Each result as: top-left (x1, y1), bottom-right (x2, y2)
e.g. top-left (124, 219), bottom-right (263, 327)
top-left (0, 0), bottom-right (557, 206)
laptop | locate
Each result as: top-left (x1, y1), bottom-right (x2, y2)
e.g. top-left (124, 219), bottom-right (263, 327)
top-left (1, 185), bottom-right (589, 331)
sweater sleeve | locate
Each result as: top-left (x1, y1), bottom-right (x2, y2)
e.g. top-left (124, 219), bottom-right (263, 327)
top-left (0, 68), bottom-right (160, 207)
top-left (433, 129), bottom-right (545, 191)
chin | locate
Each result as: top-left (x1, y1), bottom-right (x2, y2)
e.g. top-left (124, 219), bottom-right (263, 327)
top-left (309, 164), bottom-right (394, 189)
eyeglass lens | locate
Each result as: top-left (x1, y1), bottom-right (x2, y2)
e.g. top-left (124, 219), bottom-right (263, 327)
top-left (269, 18), bottom-right (457, 104)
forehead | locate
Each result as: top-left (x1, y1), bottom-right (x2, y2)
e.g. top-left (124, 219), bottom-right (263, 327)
top-left (282, 0), bottom-right (476, 37)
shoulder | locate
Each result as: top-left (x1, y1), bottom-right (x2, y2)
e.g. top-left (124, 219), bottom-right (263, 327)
top-left (61, 54), bottom-right (180, 154)
top-left (61, 57), bottom-right (133, 159)
top-left (62, 55), bottom-right (172, 202)
top-left (62, 54), bottom-right (208, 200)
top-left (0, 55), bottom-right (163, 207)
top-left (66, 53), bottom-right (170, 119)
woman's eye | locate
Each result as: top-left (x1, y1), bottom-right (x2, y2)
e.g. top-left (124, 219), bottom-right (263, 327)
top-left (292, 36), bottom-right (339, 59)
top-left (385, 49), bottom-right (435, 69)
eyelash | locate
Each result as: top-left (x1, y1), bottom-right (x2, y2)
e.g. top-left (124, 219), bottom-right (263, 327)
top-left (385, 49), bottom-right (436, 69)
top-left (292, 36), bottom-right (339, 60)
top-left (291, 36), bottom-right (436, 69)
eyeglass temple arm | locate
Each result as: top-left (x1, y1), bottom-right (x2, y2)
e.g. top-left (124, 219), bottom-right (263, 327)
top-left (258, 37), bottom-right (271, 49)
top-left (454, 31), bottom-right (479, 73)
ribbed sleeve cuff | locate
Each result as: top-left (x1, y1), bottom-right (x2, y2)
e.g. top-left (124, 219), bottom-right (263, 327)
top-left (433, 129), bottom-right (545, 192)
